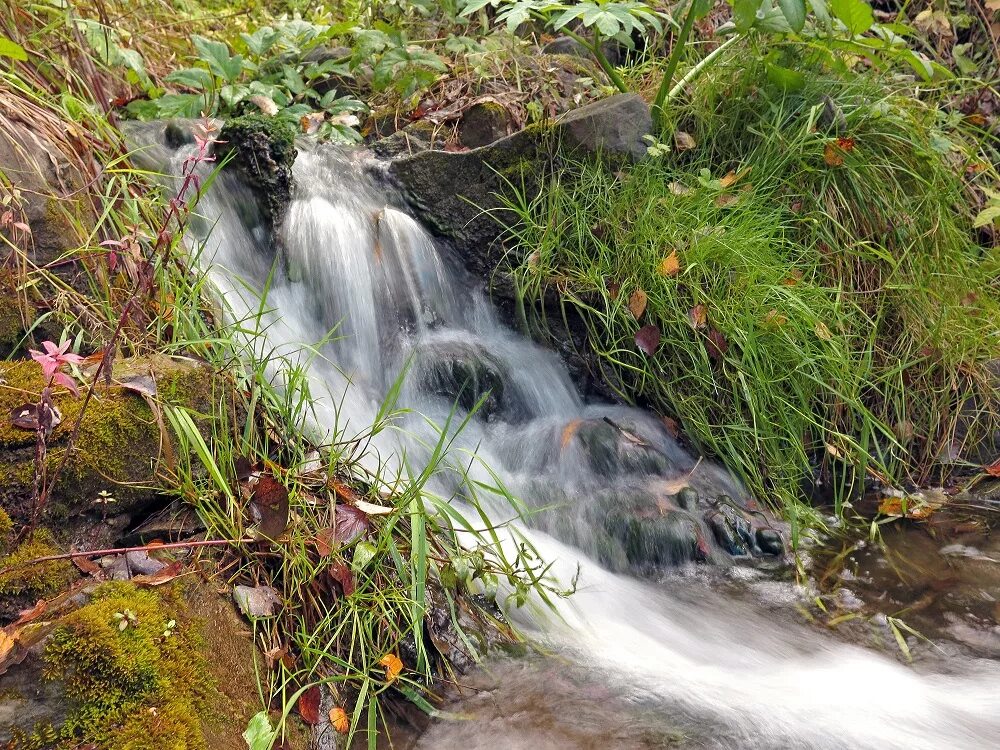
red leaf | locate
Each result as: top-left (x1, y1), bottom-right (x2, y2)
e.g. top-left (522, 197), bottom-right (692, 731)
top-left (984, 458), bottom-right (1000, 477)
top-left (297, 685), bottom-right (322, 725)
top-left (328, 560), bottom-right (356, 596)
top-left (72, 555), bottom-right (103, 578)
top-left (250, 474), bottom-right (289, 540)
top-left (335, 504), bottom-right (369, 545)
top-left (705, 328), bottom-right (728, 360)
top-left (634, 325), bottom-right (661, 356)
top-left (132, 560), bottom-right (184, 587)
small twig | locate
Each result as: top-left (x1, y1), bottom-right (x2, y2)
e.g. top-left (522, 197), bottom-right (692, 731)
top-left (0, 537), bottom-right (257, 577)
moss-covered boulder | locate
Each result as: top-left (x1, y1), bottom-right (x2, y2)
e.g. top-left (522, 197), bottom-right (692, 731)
top-left (216, 114), bottom-right (298, 233)
top-left (0, 578), bottom-right (274, 749)
top-left (458, 101), bottom-right (512, 149)
top-left (0, 271), bottom-right (36, 359)
top-left (0, 354), bottom-right (224, 536)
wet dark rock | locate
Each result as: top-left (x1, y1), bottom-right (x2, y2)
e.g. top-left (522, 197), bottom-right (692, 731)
top-left (603, 505), bottom-right (707, 567)
top-left (370, 120), bottom-right (439, 159)
top-left (411, 340), bottom-right (526, 423)
top-left (164, 119), bottom-right (196, 149)
top-left (756, 528), bottom-right (785, 556)
top-left (574, 419), bottom-right (671, 478)
top-left (676, 486), bottom-right (699, 511)
top-left (216, 114), bottom-right (298, 233)
top-left (458, 101), bottom-right (512, 148)
top-left (387, 94), bottom-right (651, 279)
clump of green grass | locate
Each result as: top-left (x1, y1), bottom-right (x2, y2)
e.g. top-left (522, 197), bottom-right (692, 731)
top-left (501, 48), bottom-right (1000, 537)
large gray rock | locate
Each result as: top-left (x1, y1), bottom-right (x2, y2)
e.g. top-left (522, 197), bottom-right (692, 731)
top-left (387, 94), bottom-right (651, 278)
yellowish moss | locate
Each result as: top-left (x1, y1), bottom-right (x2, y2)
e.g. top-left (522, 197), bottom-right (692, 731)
top-left (0, 507), bottom-right (13, 554)
top-left (42, 582), bottom-right (216, 750)
top-left (0, 528), bottom-right (75, 597)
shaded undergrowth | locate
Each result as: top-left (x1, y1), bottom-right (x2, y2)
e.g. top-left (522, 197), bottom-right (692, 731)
top-left (502, 47), bottom-right (1000, 540)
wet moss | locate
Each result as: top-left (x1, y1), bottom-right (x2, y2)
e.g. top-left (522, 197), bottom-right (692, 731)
top-left (0, 272), bottom-right (34, 357)
top-left (0, 528), bottom-right (75, 598)
top-left (41, 581), bottom-right (216, 749)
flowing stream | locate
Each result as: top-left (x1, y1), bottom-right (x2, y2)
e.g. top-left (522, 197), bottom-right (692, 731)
top-left (160, 138), bottom-right (1000, 749)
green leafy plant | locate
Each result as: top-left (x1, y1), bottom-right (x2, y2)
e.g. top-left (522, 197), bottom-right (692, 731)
top-left (461, 0), bottom-right (667, 92)
top-left (116, 20), bottom-right (366, 143)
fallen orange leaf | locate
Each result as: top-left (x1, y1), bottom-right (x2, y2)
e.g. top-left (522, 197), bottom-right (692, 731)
top-left (561, 419), bottom-right (582, 449)
top-left (658, 251), bottom-right (680, 277)
top-left (984, 458), bottom-right (1000, 477)
top-left (380, 653), bottom-right (403, 683)
top-left (628, 288), bottom-right (648, 319)
top-left (330, 706), bottom-right (349, 734)
top-left (719, 166), bottom-right (751, 188)
top-left (823, 142), bottom-right (844, 167)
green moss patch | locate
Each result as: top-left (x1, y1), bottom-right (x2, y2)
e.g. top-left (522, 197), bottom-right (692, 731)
top-left (0, 528), bottom-right (74, 599)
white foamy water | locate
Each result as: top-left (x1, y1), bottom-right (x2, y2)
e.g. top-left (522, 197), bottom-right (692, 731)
top-left (164, 140), bottom-right (1000, 749)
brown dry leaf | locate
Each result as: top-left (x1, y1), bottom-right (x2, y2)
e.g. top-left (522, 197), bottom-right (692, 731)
top-left (658, 251), bottom-right (680, 277)
top-left (561, 419), bottom-right (582, 449)
top-left (72, 555), bottom-right (103, 577)
top-left (688, 304), bottom-right (707, 329)
top-left (132, 560), bottom-right (184, 587)
top-left (314, 527), bottom-right (336, 557)
top-left (332, 481), bottom-right (362, 505)
top-left (605, 279), bottom-right (621, 300)
top-left (0, 630), bottom-right (14, 665)
top-left (335, 504), bottom-right (369, 545)
top-left (814, 321), bottom-right (833, 341)
top-left (668, 181), bottom-right (693, 197)
top-left (661, 416), bottom-right (680, 438)
top-left (719, 166), bottom-right (751, 188)
top-left (13, 600), bottom-right (46, 627)
top-left (984, 457), bottom-right (1000, 477)
top-left (380, 653), bottom-right (404, 683)
top-left (674, 130), bottom-right (696, 151)
top-left (714, 193), bottom-right (738, 208)
top-left (628, 289), bottom-right (648, 320)
top-left (298, 686), bottom-right (322, 725)
top-left (250, 95), bottom-right (279, 116)
top-left (330, 707), bottom-right (350, 734)
top-left (264, 643), bottom-right (288, 670)
top-left (118, 373), bottom-right (157, 398)
top-left (823, 142), bottom-right (844, 167)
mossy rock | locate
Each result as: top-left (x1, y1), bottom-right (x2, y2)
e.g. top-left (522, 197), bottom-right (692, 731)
top-left (0, 271), bottom-right (36, 359)
top-left (0, 354), bottom-right (225, 531)
top-left (0, 578), bottom-right (274, 749)
top-left (216, 114), bottom-right (298, 233)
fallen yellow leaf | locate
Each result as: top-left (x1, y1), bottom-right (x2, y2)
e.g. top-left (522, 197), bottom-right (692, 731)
top-left (628, 288), bottom-right (648, 319)
top-left (380, 653), bottom-right (403, 683)
top-left (658, 251), bottom-right (680, 277)
top-left (814, 321), bottom-right (833, 341)
top-left (719, 166), bottom-right (751, 188)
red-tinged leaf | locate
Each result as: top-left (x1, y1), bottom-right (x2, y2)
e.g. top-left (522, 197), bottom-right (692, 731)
top-left (706, 329), bottom-right (728, 360)
top-left (335, 504), bottom-right (369, 545)
top-left (314, 527), bottom-right (336, 557)
top-left (328, 560), bottom-right (356, 596)
top-left (635, 324), bottom-right (660, 356)
top-left (297, 686), bottom-right (321, 725)
top-left (605, 279), bottom-right (621, 300)
top-left (132, 560), bottom-right (184, 586)
top-left (250, 474), bottom-right (289, 540)
top-left (984, 458), bottom-right (1000, 477)
top-left (72, 555), bottom-right (103, 577)
top-left (13, 600), bottom-right (46, 627)
top-left (380, 653), bottom-right (403, 683)
top-left (661, 416), bottom-right (680, 438)
top-left (332, 481), bottom-right (362, 505)
top-left (628, 289), bottom-right (648, 319)
top-left (823, 141), bottom-right (844, 167)
top-left (836, 136), bottom-right (856, 152)
top-left (234, 456), bottom-right (254, 482)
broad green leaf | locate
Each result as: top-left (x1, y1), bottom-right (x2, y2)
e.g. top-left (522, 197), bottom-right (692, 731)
top-left (460, 0), bottom-right (497, 14)
top-left (240, 26), bottom-right (279, 57)
top-left (974, 205), bottom-right (1000, 229)
top-left (242, 711), bottom-right (278, 750)
top-left (829, 0), bottom-right (874, 35)
top-left (0, 35), bottom-right (27, 61)
top-left (777, 0), bottom-right (806, 32)
top-left (766, 62), bottom-right (806, 91)
top-left (731, 0), bottom-right (762, 33)
top-left (165, 67), bottom-right (213, 91)
top-left (192, 35), bottom-right (244, 83)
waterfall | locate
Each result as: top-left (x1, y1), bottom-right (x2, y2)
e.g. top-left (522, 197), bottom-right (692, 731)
top-left (174, 141), bottom-right (1000, 749)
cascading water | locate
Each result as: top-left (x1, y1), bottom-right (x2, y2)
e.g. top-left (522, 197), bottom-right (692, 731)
top-left (156, 134), bottom-right (1000, 749)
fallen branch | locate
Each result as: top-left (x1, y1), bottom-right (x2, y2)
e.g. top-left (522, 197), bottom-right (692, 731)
top-left (0, 536), bottom-right (256, 577)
